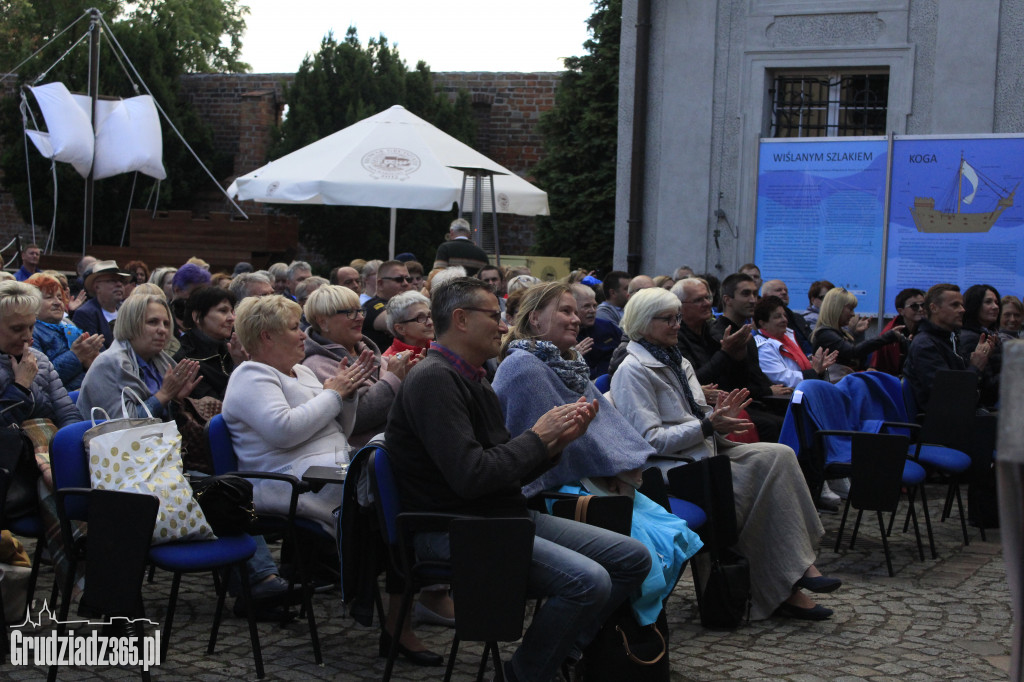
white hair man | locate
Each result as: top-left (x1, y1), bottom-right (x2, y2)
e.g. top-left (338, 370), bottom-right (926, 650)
top-left (432, 218), bottom-right (489, 276)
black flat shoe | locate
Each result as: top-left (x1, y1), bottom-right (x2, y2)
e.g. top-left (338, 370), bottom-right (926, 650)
top-left (795, 575), bottom-right (842, 593)
top-left (774, 602), bottom-right (833, 621)
top-left (378, 631), bottom-right (444, 667)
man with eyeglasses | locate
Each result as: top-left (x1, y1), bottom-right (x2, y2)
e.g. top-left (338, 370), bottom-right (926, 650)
top-left (385, 277), bottom-right (649, 682)
top-left (761, 279), bottom-right (813, 354)
top-left (872, 288), bottom-right (925, 375)
top-left (362, 260), bottom-right (412, 350)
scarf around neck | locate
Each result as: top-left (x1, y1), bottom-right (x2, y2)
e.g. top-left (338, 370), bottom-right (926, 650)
top-left (507, 339), bottom-right (590, 394)
top-left (759, 328), bottom-right (811, 370)
top-left (637, 338), bottom-right (704, 416)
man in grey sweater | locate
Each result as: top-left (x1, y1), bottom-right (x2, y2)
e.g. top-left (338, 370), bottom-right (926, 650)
top-left (385, 277), bottom-right (650, 682)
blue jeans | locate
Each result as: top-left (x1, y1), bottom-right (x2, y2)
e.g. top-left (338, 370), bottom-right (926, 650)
top-left (417, 510), bottom-right (651, 681)
top-left (229, 535), bottom-right (279, 596)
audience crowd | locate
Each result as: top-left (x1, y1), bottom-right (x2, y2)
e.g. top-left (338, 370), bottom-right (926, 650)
top-left (0, 222), bottom-right (1008, 678)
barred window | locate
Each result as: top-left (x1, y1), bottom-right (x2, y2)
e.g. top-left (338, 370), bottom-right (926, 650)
top-left (769, 71), bottom-right (889, 137)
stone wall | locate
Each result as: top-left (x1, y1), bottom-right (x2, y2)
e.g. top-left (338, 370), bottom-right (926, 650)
top-left (0, 70), bottom-right (561, 256)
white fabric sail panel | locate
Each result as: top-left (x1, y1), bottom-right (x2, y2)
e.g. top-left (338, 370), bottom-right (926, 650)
top-left (24, 82), bottom-right (94, 177)
top-left (92, 95), bottom-right (166, 180)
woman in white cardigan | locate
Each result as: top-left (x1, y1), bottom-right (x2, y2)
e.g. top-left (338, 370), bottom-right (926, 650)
top-left (222, 295), bottom-right (374, 537)
top-left (610, 288), bottom-right (839, 622)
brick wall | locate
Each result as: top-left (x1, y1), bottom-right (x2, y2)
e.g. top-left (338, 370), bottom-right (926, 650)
top-left (0, 70), bottom-right (561, 256)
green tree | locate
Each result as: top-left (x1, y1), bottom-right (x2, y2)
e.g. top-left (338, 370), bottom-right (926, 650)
top-left (0, 1), bottom-right (248, 249)
top-left (270, 28), bottom-right (476, 267)
top-left (532, 0), bottom-right (620, 272)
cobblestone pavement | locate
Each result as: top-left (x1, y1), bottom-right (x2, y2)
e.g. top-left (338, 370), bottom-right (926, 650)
top-left (6, 482), bottom-right (1013, 681)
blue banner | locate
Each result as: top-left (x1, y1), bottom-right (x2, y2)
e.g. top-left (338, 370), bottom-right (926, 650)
top-left (755, 139), bottom-right (888, 315)
top-left (885, 137), bottom-right (1024, 307)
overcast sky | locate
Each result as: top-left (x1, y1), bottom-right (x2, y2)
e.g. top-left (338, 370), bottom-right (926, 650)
top-left (239, 0), bottom-right (597, 73)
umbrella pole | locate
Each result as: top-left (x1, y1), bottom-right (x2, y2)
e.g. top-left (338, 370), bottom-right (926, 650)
top-left (389, 207), bottom-right (396, 260)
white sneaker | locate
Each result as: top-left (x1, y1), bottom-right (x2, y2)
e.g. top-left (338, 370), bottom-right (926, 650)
top-left (829, 477), bottom-right (851, 499)
top-left (817, 482), bottom-right (841, 513)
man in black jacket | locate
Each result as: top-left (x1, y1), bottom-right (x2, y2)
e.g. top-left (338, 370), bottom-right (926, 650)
top-left (904, 283), bottom-right (993, 410)
top-left (709, 273), bottom-right (791, 441)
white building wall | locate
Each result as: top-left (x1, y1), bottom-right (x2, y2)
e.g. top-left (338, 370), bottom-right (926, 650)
top-left (616, 0), bottom-right (1024, 277)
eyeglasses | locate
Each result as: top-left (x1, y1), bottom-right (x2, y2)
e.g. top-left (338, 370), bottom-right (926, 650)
top-left (399, 312), bottom-right (432, 325)
top-left (461, 307), bottom-right (503, 323)
top-left (682, 296), bottom-right (712, 304)
top-left (906, 303), bottom-right (924, 311)
top-left (334, 308), bottom-right (366, 320)
top-left (380, 275), bottom-right (413, 283)
top-left (652, 313), bottom-right (683, 326)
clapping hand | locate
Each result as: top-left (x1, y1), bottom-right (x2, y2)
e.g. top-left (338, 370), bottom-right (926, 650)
top-left (324, 349), bottom-right (376, 398)
top-left (810, 347), bottom-right (839, 375)
top-left (573, 337), bottom-right (594, 357)
top-left (157, 359), bottom-right (202, 404)
top-left (709, 388), bottom-right (754, 435)
top-left (970, 333), bottom-right (994, 370)
top-left (720, 323), bottom-right (752, 360)
top-left (531, 397), bottom-right (599, 456)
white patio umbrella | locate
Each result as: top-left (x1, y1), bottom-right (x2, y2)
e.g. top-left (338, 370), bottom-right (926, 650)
top-left (227, 105), bottom-right (549, 257)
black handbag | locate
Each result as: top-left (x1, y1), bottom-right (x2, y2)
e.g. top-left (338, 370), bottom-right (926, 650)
top-left (191, 474), bottom-right (256, 536)
top-left (695, 456), bottom-right (751, 629)
top-left (578, 603), bottom-right (669, 681)
top-left (0, 425), bottom-right (41, 519)
top-left (566, 495), bottom-right (670, 682)
top-left (699, 548), bottom-right (750, 629)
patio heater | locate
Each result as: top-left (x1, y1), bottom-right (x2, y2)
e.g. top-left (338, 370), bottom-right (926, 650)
top-left (455, 167), bottom-right (504, 267)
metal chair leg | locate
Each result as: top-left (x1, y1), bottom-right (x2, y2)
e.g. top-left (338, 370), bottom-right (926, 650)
top-left (917, 484), bottom-right (937, 559)
top-left (238, 564), bottom-right (265, 678)
top-left (444, 635), bottom-right (462, 682)
top-left (161, 573), bottom-right (182, 661)
top-left (876, 511), bottom-right (894, 577)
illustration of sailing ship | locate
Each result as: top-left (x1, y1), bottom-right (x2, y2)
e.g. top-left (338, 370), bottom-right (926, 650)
top-left (911, 154), bottom-right (1016, 233)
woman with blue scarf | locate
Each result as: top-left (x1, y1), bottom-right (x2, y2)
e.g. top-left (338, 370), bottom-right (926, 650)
top-left (492, 282), bottom-right (702, 626)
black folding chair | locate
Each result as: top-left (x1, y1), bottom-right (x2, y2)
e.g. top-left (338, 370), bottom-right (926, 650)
top-left (444, 517), bottom-right (534, 682)
top-left (835, 433), bottom-right (921, 576)
top-left (48, 488), bottom-right (159, 682)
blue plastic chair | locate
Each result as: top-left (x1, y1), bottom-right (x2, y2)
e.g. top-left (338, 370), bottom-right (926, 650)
top-left (593, 373), bottom-right (611, 393)
top-left (50, 420), bottom-right (265, 678)
top-left (206, 413), bottom-right (324, 664)
top-left (67, 390), bottom-right (79, 405)
top-left (369, 447), bottom-right (457, 682)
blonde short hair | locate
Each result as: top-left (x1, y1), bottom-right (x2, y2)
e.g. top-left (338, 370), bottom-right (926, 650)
top-left (304, 285), bottom-right (360, 334)
top-left (235, 294), bottom-right (302, 352)
top-left (114, 294), bottom-right (172, 342)
top-left (0, 280), bottom-right (42, 318)
top-left (621, 288), bottom-right (680, 341)
top-left (130, 282), bottom-right (167, 299)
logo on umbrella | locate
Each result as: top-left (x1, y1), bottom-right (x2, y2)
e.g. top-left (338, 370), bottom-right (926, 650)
top-left (361, 148), bottom-right (422, 180)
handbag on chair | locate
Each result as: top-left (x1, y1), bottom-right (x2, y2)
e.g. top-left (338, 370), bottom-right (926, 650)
top-left (85, 388), bottom-right (215, 544)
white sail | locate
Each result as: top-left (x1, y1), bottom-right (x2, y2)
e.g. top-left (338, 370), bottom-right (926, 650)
top-left (24, 82), bottom-right (94, 177)
top-left (961, 160), bottom-right (979, 205)
top-left (92, 95), bottom-right (166, 180)
top-left (25, 82), bottom-right (165, 181)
